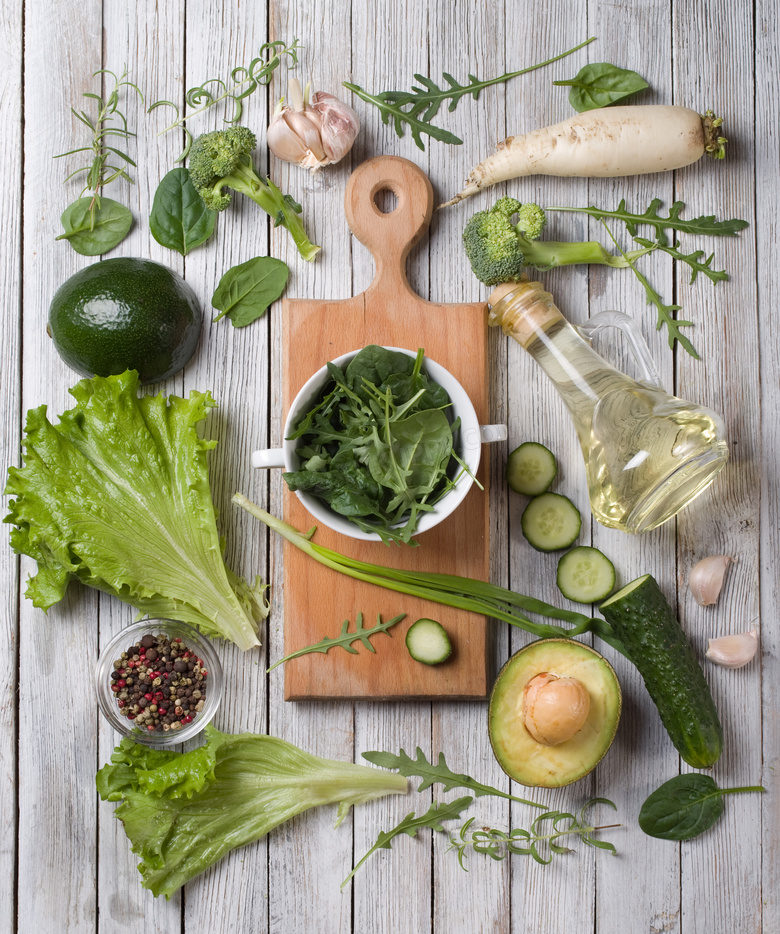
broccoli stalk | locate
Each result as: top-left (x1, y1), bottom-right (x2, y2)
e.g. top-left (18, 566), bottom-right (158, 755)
top-left (462, 197), bottom-right (650, 286)
top-left (188, 126), bottom-right (320, 262)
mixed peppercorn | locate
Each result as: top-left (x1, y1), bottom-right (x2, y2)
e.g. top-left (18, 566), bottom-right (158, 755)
top-left (110, 632), bottom-right (208, 733)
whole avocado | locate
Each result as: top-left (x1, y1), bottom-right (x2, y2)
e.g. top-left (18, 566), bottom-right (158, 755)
top-left (48, 257), bottom-right (202, 384)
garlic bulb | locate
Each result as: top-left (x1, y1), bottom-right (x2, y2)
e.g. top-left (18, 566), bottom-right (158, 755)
top-left (267, 78), bottom-right (360, 172)
top-left (706, 626), bottom-right (759, 669)
top-left (688, 555), bottom-right (733, 606)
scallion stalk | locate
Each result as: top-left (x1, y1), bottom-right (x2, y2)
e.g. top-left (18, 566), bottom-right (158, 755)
top-left (232, 493), bottom-right (626, 656)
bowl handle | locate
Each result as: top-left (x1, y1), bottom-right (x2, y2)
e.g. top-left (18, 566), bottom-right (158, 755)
top-left (251, 448), bottom-right (286, 469)
top-left (480, 425), bottom-right (507, 443)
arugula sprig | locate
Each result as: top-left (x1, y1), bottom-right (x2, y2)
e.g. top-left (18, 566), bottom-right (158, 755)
top-left (343, 37), bottom-right (595, 150)
top-left (448, 798), bottom-right (620, 869)
top-left (547, 198), bottom-right (749, 240)
top-left (574, 198), bottom-right (747, 356)
top-left (267, 613), bottom-right (406, 672)
top-left (342, 796), bottom-right (473, 888)
top-left (362, 747), bottom-right (545, 809)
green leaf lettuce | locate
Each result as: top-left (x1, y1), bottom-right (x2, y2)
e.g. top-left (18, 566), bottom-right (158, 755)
top-left (97, 725), bottom-right (408, 898)
top-left (4, 369), bottom-right (268, 649)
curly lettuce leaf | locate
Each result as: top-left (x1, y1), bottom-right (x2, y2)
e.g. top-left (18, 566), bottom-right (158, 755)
top-left (97, 725), bottom-right (408, 898)
top-left (3, 369), bottom-right (268, 649)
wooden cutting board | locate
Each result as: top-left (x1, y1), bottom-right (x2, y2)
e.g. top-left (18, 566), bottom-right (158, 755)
top-left (281, 155), bottom-right (491, 700)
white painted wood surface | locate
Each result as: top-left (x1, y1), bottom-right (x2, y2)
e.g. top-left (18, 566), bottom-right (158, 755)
top-left (1, 0), bottom-right (775, 931)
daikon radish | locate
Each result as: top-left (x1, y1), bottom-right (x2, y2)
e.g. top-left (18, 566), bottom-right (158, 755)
top-left (441, 106), bottom-right (726, 207)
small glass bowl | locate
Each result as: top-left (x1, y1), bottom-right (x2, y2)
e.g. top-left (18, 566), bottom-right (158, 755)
top-left (95, 618), bottom-right (223, 747)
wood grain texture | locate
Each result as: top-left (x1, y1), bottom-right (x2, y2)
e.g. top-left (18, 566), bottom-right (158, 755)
top-left (2, 0), bottom-right (771, 930)
top-left (281, 156), bottom-right (491, 699)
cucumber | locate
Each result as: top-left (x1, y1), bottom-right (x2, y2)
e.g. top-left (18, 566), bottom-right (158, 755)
top-left (557, 547), bottom-right (616, 603)
top-left (521, 492), bottom-right (582, 552)
top-left (405, 618), bottom-right (452, 665)
top-left (599, 574), bottom-right (723, 768)
top-left (506, 442), bottom-right (557, 496)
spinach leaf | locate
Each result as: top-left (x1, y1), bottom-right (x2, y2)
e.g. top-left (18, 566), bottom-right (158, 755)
top-left (554, 63), bottom-right (649, 112)
top-left (367, 410), bottom-right (453, 503)
top-left (211, 256), bottom-right (289, 327)
top-left (638, 773), bottom-right (764, 841)
top-left (56, 197), bottom-right (133, 255)
top-left (346, 346), bottom-right (416, 400)
top-left (150, 167), bottom-right (217, 255)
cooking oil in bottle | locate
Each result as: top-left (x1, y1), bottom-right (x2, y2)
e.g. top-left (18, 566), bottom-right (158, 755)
top-left (488, 281), bottom-right (729, 533)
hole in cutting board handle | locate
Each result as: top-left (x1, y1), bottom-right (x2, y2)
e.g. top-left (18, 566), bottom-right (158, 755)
top-left (373, 187), bottom-right (399, 214)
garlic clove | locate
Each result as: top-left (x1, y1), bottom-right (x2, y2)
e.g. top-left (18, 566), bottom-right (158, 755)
top-left (311, 91), bottom-right (361, 163)
top-left (267, 112), bottom-right (311, 164)
top-left (706, 626), bottom-right (759, 669)
top-left (688, 555), bottom-right (733, 606)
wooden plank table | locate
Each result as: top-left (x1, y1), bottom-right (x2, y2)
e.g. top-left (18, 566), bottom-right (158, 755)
top-left (1, 0), bottom-right (775, 931)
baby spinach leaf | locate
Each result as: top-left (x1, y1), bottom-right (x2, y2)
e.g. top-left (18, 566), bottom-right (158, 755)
top-left (56, 197), bottom-right (133, 255)
top-left (150, 167), bottom-right (216, 255)
top-left (638, 773), bottom-right (764, 841)
top-left (211, 256), bottom-right (289, 327)
top-left (554, 63), bottom-right (649, 112)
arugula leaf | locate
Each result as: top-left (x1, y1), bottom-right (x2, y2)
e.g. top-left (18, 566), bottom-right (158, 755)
top-left (4, 370), bottom-right (269, 649)
top-left (211, 256), bottom-right (289, 327)
top-left (547, 198), bottom-right (749, 239)
top-left (342, 796), bottom-right (473, 888)
top-left (97, 725), bottom-right (408, 898)
top-left (56, 196), bottom-right (133, 255)
top-left (267, 612), bottom-right (406, 671)
top-left (633, 237), bottom-right (728, 285)
top-left (638, 773), bottom-right (764, 841)
top-left (553, 63), bottom-right (649, 112)
top-left (362, 747), bottom-right (545, 808)
top-left (150, 167), bottom-right (217, 255)
top-left (343, 37), bottom-right (595, 150)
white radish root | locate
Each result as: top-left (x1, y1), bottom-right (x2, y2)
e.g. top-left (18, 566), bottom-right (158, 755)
top-left (441, 105), bottom-right (726, 207)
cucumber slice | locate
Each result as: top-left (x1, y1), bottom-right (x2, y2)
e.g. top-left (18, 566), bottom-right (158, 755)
top-left (405, 618), bottom-right (452, 665)
top-left (506, 442), bottom-right (558, 496)
top-left (557, 546), bottom-right (616, 603)
top-left (521, 492), bottom-right (582, 552)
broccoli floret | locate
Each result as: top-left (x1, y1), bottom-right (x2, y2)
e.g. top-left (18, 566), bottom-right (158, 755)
top-left (463, 198), bottom-right (648, 287)
top-left (188, 127), bottom-right (320, 262)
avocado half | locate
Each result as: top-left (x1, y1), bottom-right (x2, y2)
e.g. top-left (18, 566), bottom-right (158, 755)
top-left (488, 638), bottom-right (621, 788)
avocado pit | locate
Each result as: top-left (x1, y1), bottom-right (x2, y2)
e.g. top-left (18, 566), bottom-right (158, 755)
top-left (522, 671), bottom-right (591, 746)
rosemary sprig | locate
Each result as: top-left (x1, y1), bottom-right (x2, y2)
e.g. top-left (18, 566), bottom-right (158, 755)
top-left (148, 39), bottom-right (301, 161)
top-left (362, 747), bottom-right (546, 809)
top-left (447, 798), bottom-right (620, 869)
top-left (343, 37), bottom-right (595, 151)
top-left (266, 612), bottom-right (405, 672)
top-left (54, 67), bottom-right (143, 228)
top-left (342, 796), bottom-right (473, 888)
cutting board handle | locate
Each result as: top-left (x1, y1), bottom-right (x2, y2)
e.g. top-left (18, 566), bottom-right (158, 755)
top-left (344, 155), bottom-right (434, 296)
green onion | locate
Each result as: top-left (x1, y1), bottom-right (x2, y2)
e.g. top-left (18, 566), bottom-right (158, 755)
top-left (232, 493), bottom-right (626, 657)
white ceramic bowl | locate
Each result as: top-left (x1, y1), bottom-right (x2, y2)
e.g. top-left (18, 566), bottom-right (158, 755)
top-left (252, 347), bottom-right (506, 541)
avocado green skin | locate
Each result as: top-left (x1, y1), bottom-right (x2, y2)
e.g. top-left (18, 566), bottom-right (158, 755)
top-left (600, 574), bottom-right (723, 769)
top-left (48, 257), bottom-right (202, 384)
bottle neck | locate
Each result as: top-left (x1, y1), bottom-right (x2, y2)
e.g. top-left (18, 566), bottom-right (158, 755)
top-left (488, 282), bottom-right (609, 397)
